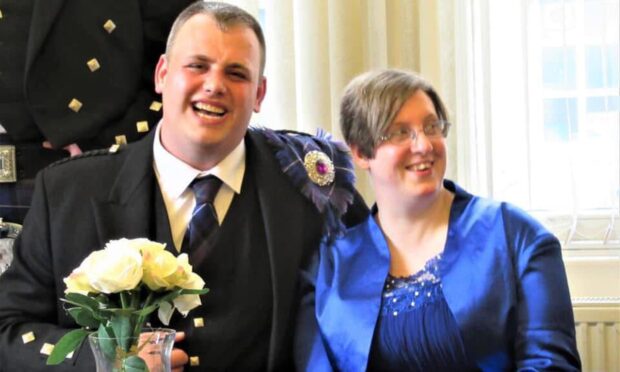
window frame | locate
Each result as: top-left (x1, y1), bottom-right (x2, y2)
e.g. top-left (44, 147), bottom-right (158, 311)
top-left (454, 0), bottom-right (620, 250)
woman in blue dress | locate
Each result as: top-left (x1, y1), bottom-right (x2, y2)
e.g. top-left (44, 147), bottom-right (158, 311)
top-left (294, 69), bottom-right (581, 371)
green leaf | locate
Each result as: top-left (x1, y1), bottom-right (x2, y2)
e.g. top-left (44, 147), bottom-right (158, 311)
top-left (148, 287), bottom-right (209, 310)
top-left (100, 307), bottom-right (135, 315)
top-left (178, 288), bottom-right (210, 295)
top-left (110, 315), bottom-right (134, 352)
top-left (67, 307), bottom-right (100, 329)
top-left (153, 289), bottom-right (183, 305)
top-left (135, 303), bottom-right (159, 317)
top-left (64, 293), bottom-right (100, 311)
top-left (98, 307), bottom-right (135, 322)
top-left (94, 293), bottom-right (110, 305)
top-left (97, 325), bottom-right (117, 360)
top-left (123, 355), bottom-right (148, 372)
top-left (46, 329), bottom-right (89, 365)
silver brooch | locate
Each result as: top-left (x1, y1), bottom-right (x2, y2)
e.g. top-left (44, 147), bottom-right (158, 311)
top-left (303, 151), bottom-right (335, 186)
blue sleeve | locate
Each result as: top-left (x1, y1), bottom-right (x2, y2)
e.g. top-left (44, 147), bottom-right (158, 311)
top-left (507, 208), bottom-right (581, 371)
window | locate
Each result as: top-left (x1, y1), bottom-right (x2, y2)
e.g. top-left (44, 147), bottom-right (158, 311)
top-left (463, 0), bottom-right (619, 248)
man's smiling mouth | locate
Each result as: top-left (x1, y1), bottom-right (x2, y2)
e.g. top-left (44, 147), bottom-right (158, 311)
top-left (193, 102), bottom-right (227, 117)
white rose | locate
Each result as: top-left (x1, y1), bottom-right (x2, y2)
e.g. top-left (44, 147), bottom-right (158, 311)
top-left (157, 301), bottom-right (174, 326)
top-left (81, 241), bottom-right (143, 293)
top-left (118, 238), bottom-right (162, 252)
top-left (173, 272), bottom-right (205, 315)
top-left (140, 242), bottom-right (178, 291)
top-left (172, 294), bottom-right (202, 316)
top-left (63, 267), bottom-right (97, 295)
top-left (166, 254), bottom-right (193, 287)
top-left (104, 238), bottom-right (151, 253)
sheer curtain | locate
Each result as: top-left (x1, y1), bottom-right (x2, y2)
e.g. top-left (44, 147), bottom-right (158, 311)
top-left (218, 0), bottom-right (458, 203)
top-left (219, 0), bottom-right (619, 247)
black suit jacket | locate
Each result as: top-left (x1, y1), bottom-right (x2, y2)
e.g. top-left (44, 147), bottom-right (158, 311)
top-left (0, 128), bottom-right (368, 371)
top-left (0, 0), bottom-right (192, 149)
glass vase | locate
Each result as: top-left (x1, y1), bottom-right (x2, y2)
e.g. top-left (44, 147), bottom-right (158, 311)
top-left (88, 328), bottom-right (175, 372)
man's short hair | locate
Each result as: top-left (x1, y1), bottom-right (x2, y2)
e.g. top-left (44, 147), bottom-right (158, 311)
top-left (340, 69), bottom-right (449, 159)
top-left (166, 1), bottom-right (266, 76)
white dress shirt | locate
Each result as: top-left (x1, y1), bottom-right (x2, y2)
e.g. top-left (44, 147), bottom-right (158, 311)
top-left (152, 123), bottom-right (246, 251)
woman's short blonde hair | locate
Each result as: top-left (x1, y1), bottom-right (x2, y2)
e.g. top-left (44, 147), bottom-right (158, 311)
top-left (340, 69), bottom-right (449, 158)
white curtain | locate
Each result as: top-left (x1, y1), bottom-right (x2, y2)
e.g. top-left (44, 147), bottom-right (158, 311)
top-left (217, 0), bottom-right (462, 203)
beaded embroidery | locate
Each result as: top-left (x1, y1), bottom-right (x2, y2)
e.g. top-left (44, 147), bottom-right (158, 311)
top-left (381, 253), bottom-right (443, 317)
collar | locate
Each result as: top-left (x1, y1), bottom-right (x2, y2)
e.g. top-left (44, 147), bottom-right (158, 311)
top-left (152, 122), bottom-right (246, 198)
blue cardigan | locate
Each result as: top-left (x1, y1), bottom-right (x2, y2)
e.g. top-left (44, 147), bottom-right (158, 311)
top-left (295, 180), bottom-right (580, 371)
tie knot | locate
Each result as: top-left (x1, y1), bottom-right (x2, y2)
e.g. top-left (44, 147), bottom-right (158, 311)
top-left (190, 175), bottom-right (222, 205)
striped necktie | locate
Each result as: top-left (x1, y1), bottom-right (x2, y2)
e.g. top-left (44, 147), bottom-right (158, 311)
top-left (182, 175), bottom-right (222, 254)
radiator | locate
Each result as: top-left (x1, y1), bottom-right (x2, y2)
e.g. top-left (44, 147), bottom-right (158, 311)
top-left (565, 255), bottom-right (620, 372)
top-left (574, 303), bottom-right (620, 372)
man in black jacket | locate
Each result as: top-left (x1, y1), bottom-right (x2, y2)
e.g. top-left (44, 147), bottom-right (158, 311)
top-left (0, 2), bottom-right (368, 370)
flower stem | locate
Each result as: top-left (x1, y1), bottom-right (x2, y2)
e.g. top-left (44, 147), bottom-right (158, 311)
top-left (143, 291), bottom-right (154, 309)
top-left (133, 291), bottom-right (154, 338)
top-left (120, 291), bottom-right (129, 309)
top-left (130, 290), bottom-right (140, 309)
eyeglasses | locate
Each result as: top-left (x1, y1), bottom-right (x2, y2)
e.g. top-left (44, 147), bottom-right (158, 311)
top-left (378, 120), bottom-right (451, 145)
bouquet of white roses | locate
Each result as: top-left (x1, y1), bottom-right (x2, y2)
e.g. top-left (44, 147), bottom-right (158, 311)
top-left (46, 238), bottom-right (209, 370)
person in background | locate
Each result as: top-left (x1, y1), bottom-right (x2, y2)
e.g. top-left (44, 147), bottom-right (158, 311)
top-left (0, 0), bottom-right (193, 224)
top-left (0, 1), bottom-right (367, 371)
top-left (295, 69), bottom-right (581, 371)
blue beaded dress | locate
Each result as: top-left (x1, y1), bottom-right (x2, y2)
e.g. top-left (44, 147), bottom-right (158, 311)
top-left (367, 254), bottom-right (478, 371)
top-left (295, 180), bottom-right (581, 371)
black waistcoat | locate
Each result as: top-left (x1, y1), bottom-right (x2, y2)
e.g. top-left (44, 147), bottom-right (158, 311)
top-left (154, 163), bottom-right (273, 371)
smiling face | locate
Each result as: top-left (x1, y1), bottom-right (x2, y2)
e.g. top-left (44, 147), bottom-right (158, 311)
top-left (352, 90), bottom-right (447, 206)
top-left (155, 13), bottom-right (266, 170)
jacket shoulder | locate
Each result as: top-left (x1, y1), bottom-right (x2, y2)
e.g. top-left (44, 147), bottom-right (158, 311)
top-left (47, 144), bottom-right (125, 170)
top-left (450, 181), bottom-right (557, 251)
top-left (251, 127), bottom-right (360, 239)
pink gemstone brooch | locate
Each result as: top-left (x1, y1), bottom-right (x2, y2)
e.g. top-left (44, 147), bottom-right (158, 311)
top-left (303, 150), bottom-right (335, 186)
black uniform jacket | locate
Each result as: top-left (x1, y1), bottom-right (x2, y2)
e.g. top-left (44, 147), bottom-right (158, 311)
top-left (0, 0), bottom-right (192, 149)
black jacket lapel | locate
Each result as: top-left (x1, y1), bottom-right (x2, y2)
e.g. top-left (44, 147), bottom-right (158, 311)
top-left (91, 130), bottom-right (156, 247)
top-left (247, 130), bottom-right (316, 369)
